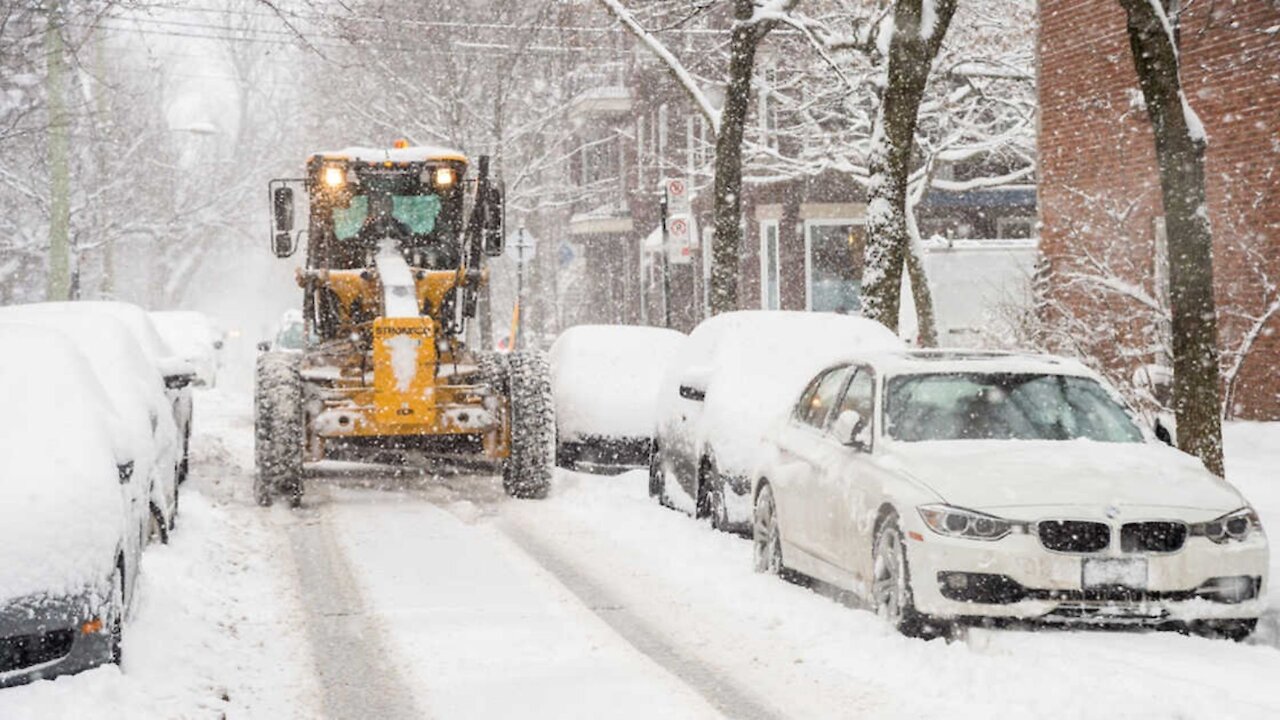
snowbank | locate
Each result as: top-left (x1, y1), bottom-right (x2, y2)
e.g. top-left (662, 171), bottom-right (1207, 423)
top-left (551, 324), bottom-right (685, 441)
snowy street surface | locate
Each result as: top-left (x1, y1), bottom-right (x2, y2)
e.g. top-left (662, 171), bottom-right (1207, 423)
top-left (3, 389), bottom-right (1279, 719)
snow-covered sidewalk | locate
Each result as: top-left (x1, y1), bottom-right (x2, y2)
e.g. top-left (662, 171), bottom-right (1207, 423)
top-left (0, 390), bottom-right (320, 720)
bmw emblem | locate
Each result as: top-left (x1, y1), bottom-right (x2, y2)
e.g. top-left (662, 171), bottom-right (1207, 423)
top-left (1105, 505), bottom-right (1121, 519)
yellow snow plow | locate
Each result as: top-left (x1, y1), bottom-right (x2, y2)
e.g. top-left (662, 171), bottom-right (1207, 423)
top-left (256, 143), bottom-right (553, 507)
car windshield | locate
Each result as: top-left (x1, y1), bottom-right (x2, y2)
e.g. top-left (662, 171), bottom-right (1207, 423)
top-left (884, 372), bottom-right (1144, 443)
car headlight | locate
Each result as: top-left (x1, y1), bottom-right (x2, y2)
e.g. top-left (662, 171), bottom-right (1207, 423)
top-left (1191, 507), bottom-right (1263, 544)
top-left (918, 504), bottom-right (1014, 541)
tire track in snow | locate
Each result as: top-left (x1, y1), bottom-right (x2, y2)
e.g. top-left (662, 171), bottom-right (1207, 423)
top-left (286, 486), bottom-right (428, 720)
top-left (500, 521), bottom-right (786, 720)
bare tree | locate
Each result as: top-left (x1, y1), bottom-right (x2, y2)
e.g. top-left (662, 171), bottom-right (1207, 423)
top-left (860, 0), bottom-right (957, 335)
top-left (1117, 0), bottom-right (1223, 475)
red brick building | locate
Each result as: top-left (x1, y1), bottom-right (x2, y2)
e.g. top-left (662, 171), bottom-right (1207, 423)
top-left (1037, 0), bottom-right (1280, 419)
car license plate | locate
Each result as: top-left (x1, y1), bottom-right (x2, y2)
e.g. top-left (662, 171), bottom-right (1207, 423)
top-left (1082, 558), bottom-right (1148, 589)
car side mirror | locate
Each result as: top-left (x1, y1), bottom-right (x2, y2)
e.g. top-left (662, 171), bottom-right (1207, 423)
top-left (678, 384), bottom-right (705, 402)
top-left (832, 410), bottom-right (871, 452)
top-left (677, 365), bottom-right (711, 402)
top-left (1154, 417), bottom-right (1175, 447)
top-left (257, 340), bottom-right (271, 352)
top-left (165, 372), bottom-right (196, 390)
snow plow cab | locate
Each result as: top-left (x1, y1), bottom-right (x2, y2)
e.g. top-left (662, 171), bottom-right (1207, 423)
top-left (256, 143), bottom-right (554, 506)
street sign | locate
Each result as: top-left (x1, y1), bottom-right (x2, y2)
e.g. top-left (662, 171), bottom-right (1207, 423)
top-left (557, 242), bottom-right (575, 268)
top-left (666, 213), bottom-right (693, 265)
top-left (511, 227), bottom-right (536, 262)
top-left (664, 177), bottom-right (690, 215)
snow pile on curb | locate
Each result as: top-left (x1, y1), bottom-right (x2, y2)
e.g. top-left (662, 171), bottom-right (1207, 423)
top-left (0, 492), bottom-right (318, 719)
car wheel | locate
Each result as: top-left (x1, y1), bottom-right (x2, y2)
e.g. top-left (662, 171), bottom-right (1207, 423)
top-left (704, 460), bottom-right (730, 532)
top-left (872, 514), bottom-right (948, 639)
top-left (753, 484), bottom-right (783, 575)
top-left (148, 502), bottom-right (169, 545)
top-left (108, 564), bottom-right (125, 666)
top-left (1189, 618), bottom-right (1257, 642)
top-left (648, 443), bottom-right (670, 508)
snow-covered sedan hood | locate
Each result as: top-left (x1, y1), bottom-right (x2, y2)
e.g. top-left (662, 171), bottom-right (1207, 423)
top-left (0, 452), bottom-right (123, 606)
top-left (878, 439), bottom-right (1246, 516)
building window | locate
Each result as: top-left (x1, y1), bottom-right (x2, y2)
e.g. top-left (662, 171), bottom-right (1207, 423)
top-left (805, 220), bottom-right (865, 313)
top-left (996, 216), bottom-right (1034, 239)
top-left (580, 134), bottom-right (619, 187)
top-left (760, 220), bottom-right (780, 309)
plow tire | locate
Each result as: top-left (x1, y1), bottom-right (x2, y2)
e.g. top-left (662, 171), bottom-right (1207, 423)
top-left (477, 351), bottom-right (510, 395)
top-left (503, 350), bottom-right (554, 500)
top-left (255, 351), bottom-right (305, 508)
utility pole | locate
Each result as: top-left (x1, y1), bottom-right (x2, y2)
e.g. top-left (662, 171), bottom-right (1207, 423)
top-left (659, 194), bottom-right (671, 329)
top-left (45, 1), bottom-right (71, 301)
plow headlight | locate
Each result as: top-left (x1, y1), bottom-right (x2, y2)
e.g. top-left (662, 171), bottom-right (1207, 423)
top-left (322, 164), bottom-right (346, 188)
top-left (433, 166), bottom-right (455, 188)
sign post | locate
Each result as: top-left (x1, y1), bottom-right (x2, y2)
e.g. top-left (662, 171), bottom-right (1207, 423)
top-left (512, 226), bottom-right (535, 349)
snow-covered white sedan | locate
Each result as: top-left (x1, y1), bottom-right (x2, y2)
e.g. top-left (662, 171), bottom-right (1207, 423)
top-left (754, 350), bottom-right (1268, 640)
top-left (0, 326), bottom-right (147, 687)
top-left (550, 324), bottom-right (685, 470)
top-left (650, 311), bottom-right (903, 531)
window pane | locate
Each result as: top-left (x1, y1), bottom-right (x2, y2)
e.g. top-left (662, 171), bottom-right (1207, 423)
top-left (809, 224), bottom-right (864, 313)
top-left (884, 373), bottom-right (1144, 443)
top-left (802, 367), bottom-right (850, 428)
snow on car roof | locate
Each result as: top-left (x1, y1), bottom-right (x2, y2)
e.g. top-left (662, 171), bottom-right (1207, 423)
top-left (10, 301), bottom-right (174, 362)
top-left (551, 324), bottom-right (686, 440)
top-left (840, 348), bottom-right (1096, 378)
top-left (309, 145), bottom-right (468, 164)
top-left (1, 309), bottom-right (177, 462)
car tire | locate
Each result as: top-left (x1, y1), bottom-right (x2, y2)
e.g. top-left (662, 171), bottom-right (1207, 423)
top-left (108, 564), bottom-right (125, 666)
top-left (1188, 618), bottom-right (1257, 642)
top-left (503, 351), bottom-right (554, 499)
top-left (148, 502), bottom-right (169, 545)
top-left (255, 352), bottom-right (304, 508)
top-left (649, 442), bottom-right (671, 508)
top-left (872, 513), bottom-right (948, 639)
top-left (703, 459), bottom-right (730, 532)
top-left (753, 484), bottom-right (783, 575)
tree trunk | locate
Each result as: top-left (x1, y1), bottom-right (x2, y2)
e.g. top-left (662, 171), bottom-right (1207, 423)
top-left (860, 0), bottom-right (956, 334)
top-left (1118, 0), bottom-right (1224, 476)
top-left (45, 2), bottom-right (71, 301)
top-left (709, 0), bottom-right (768, 315)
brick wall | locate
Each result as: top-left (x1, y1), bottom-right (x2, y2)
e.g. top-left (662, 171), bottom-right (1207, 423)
top-left (1038, 0), bottom-right (1280, 419)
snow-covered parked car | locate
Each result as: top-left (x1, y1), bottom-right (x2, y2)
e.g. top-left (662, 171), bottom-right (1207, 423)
top-left (0, 308), bottom-right (183, 541)
top-left (150, 310), bottom-right (225, 387)
top-left (649, 311), bottom-right (903, 531)
top-left (0, 326), bottom-right (149, 687)
top-left (12, 302), bottom-right (196, 483)
top-left (550, 324), bottom-right (685, 470)
top-left (753, 349), bottom-right (1268, 640)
